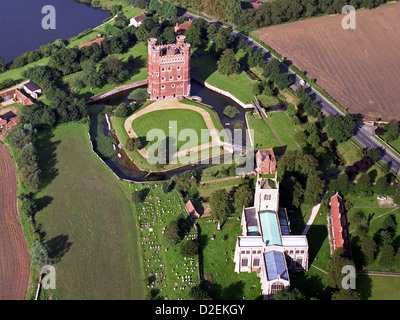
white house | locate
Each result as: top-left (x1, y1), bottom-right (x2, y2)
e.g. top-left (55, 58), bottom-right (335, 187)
top-left (23, 81), bottom-right (42, 99)
top-left (233, 176), bottom-right (309, 298)
top-left (129, 13), bottom-right (147, 28)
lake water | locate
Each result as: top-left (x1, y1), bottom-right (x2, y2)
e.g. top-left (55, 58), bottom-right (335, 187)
top-left (0, 0), bottom-right (110, 63)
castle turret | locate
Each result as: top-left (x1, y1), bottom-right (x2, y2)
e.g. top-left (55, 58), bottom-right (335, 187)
top-left (147, 36), bottom-right (191, 100)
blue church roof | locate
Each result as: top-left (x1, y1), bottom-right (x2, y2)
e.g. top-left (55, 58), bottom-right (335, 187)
top-left (264, 251), bottom-right (288, 281)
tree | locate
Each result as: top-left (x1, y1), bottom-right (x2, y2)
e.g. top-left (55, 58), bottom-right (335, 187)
top-left (100, 55), bottom-right (128, 84)
top-left (374, 176), bottom-right (388, 195)
top-left (381, 214), bottom-right (397, 232)
top-left (162, 26), bottom-right (177, 44)
top-left (233, 184), bottom-right (254, 214)
top-left (252, 82), bottom-right (263, 96)
top-left (379, 245), bottom-right (395, 269)
top-left (363, 148), bottom-right (381, 164)
top-left (355, 173), bottom-right (372, 196)
top-left (209, 189), bottom-right (230, 224)
top-left (303, 173), bottom-right (324, 205)
top-left (274, 288), bottom-right (306, 300)
top-left (21, 198), bottom-right (37, 217)
top-left (80, 60), bottom-right (103, 90)
top-left (185, 24), bottom-right (202, 48)
top-left (114, 14), bottom-right (129, 29)
top-left (180, 239), bottom-right (198, 257)
top-left (331, 289), bottom-right (360, 300)
top-left (217, 49), bottom-right (240, 75)
top-left (165, 220), bottom-right (181, 245)
top-left (360, 238), bottom-right (377, 265)
top-left (384, 119), bottom-right (399, 142)
top-left (0, 56), bottom-right (5, 73)
top-left (125, 137), bottom-right (142, 151)
top-left (114, 102), bottom-right (130, 118)
top-left (50, 47), bottom-right (81, 75)
top-left (128, 88), bottom-right (150, 101)
top-left (327, 247), bottom-right (355, 289)
top-left (325, 114), bottom-right (356, 143)
top-left (225, 0), bottom-right (242, 24)
top-left (287, 104), bottom-right (297, 118)
top-left (29, 241), bottom-right (52, 270)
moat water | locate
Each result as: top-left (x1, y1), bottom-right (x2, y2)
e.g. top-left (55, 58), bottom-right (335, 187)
top-left (91, 81), bottom-right (254, 182)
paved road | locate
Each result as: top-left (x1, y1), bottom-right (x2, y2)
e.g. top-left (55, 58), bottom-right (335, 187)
top-left (180, 10), bottom-right (400, 175)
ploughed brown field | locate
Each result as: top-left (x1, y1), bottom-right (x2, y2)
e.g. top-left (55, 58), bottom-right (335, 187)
top-left (0, 144), bottom-right (30, 300)
top-left (253, 4), bottom-right (400, 121)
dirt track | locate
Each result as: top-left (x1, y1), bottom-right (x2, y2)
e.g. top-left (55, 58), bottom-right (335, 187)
top-left (0, 144), bottom-right (30, 300)
top-left (253, 4), bottom-right (400, 121)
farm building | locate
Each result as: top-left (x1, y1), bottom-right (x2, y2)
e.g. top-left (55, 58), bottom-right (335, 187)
top-left (0, 112), bottom-right (19, 130)
top-left (327, 193), bottom-right (352, 257)
top-left (0, 89), bottom-right (33, 106)
top-left (23, 81), bottom-right (42, 99)
top-left (234, 176), bottom-right (308, 298)
top-left (255, 148), bottom-right (276, 175)
top-left (129, 13), bottom-right (147, 28)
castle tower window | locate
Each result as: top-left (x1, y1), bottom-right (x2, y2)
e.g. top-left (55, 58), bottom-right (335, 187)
top-left (177, 66), bottom-right (181, 71)
top-left (161, 68), bottom-right (165, 72)
top-left (161, 85), bottom-right (165, 89)
top-left (168, 67), bottom-right (172, 71)
top-left (171, 84), bottom-right (175, 88)
top-left (161, 77), bottom-right (165, 81)
top-left (177, 75), bottom-right (181, 79)
top-left (169, 76), bottom-right (173, 80)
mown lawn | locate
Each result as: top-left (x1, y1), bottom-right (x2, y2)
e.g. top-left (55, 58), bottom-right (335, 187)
top-left (34, 122), bottom-right (144, 299)
top-left (197, 218), bottom-right (263, 300)
top-left (191, 56), bottom-right (256, 104)
top-left (267, 111), bottom-right (301, 152)
top-left (246, 111), bottom-right (283, 154)
top-left (131, 109), bottom-right (209, 150)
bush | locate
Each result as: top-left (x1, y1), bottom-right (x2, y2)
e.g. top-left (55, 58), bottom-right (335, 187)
top-left (125, 137), bottom-right (142, 151)
top-left (114, 102), bottom-right (130, 118)
top-left (128, 88), bottom-right (150, 101)
top-left (223, 105), bottom-right (240, 119)
top-left (94, 136), bottom-right (116, 159)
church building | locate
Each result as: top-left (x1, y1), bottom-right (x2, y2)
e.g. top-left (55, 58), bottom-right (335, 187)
top-left (234, 175), bottom-right (309, 298)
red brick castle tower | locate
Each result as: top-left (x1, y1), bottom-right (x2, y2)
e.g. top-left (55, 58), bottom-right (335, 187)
top-left (147, 35), bottom-right (191, 100)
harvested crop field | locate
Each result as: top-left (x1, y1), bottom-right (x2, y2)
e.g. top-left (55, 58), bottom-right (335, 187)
top-left (0, 144), bottom-right (30, 300)
top-left (253, 4), bottom-right (400, 121)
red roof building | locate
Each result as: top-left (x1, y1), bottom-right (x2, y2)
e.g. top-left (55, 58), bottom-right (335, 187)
top-left (185, 200), bottom-right (200, 221)
top-left (328, 194), bottom-right (351, 257)
top-left (174, 19), bottom-right (192, 34)
top-left (78, 37), bottom-right (104, 50)
top-left (255, 148), bottom-right (276, 175)
top-left (147, 36), bottom-right (191, 100)
top-left (251, 1), bottom-right (263, 9)
top-left (0, 115), bottom-right (19, 130)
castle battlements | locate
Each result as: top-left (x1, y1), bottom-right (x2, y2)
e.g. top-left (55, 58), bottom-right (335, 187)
top-left (147, 36), bottom-right (191, 100)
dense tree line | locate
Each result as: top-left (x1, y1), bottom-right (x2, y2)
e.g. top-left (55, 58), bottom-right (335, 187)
top-left (166, 0), bottom-right (392, 28)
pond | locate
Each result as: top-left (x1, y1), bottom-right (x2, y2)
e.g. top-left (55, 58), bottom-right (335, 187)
top-left (90, 81), bottom-right (255, 182)
top-left (0, 0), bottom-right (110, 63)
